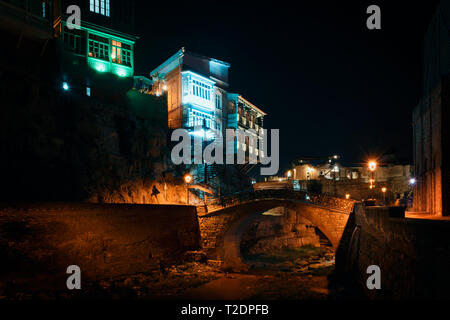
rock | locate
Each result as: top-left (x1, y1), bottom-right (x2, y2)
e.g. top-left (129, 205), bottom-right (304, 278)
top-left (183, 251), bottom-right (207, 263)
top-left (207, 260), bottom-right (223, 268)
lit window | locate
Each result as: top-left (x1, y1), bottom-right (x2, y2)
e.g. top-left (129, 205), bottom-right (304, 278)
top-left (90, 0), bottom-right (110, 17)
top-left (86, 87), bottom-right (91, 96)
top-left (111, 40), bottom-right (132, 66)
top-left (88, 34), bottom-right (109, 60)
top-left (42, 1), bottom-right (46, 18)
top-left (191, 80), bottom-right (211, 100)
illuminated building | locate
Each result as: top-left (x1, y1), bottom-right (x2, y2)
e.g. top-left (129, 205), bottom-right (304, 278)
top-left (53, 0), bottom-right (137, 97)
top-left (226, 94), bottom-right (266, 159)
top-left (150, 48), bottom-right (266, 184)
top-left (150, 48), bottom-right (230, 141)
top-left (285, 156), bottom-right (412, 201)
top-left (150, 48), bottom-right (266, 154)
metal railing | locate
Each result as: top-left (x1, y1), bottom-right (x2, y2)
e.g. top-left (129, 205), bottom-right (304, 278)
top-left (198, 189), bottom-right (355, 214)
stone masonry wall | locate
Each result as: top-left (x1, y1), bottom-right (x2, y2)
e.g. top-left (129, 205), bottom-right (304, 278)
top-left (338, 203), bottom-right (450, 299)
top-left (198, 199), bottom-right (351, 267)
top-left (0, 203), bottom-right (201, 293)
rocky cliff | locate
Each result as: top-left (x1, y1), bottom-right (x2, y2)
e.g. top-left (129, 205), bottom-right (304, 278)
top-left (240, 207), bottom-right (320, 255)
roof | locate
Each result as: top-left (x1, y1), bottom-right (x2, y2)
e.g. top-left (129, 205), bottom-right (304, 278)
top-left (228, 94), bottom-right (267, 116)
top-left (150, 47), bottom-right (230, 78)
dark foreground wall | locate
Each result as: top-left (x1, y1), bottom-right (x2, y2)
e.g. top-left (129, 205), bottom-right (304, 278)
top-left (0, 203), bottom-right (200, 292)
top-left (337, 203), bottom-right (450, 299)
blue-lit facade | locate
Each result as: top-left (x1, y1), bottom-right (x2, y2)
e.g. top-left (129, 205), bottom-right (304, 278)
top-left (150, 48), bottom-right (229, 141)
top-left (150, 48), bottom-right (266, 159)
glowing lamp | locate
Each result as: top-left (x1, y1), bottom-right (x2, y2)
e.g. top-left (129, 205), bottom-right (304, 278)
top-left (117, 70), bottom-right (127, 77)
top-left (345, 193), bottom-right (350, 200)
top-left (184, 174), bottom-right (192, 184)
top-left (96, 64), bottom-right (106, 72)
top-left (368, 161), bottom-right (377, 172)
top-left (382, 187), bottom-right (387, 193)
top-left (62, 82), bottom-right (69, 91)
top-left (410, 178), bottom-right (416, 185)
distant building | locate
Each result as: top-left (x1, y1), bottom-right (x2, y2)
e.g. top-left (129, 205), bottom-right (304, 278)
top-left (412, 1), bottom-right (450, 215)
top-left (265, 156), bottom-right (412, 202)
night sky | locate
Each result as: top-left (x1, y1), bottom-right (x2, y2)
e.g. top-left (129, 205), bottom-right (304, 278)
top-left (134, 1), bottom-right (439, 174)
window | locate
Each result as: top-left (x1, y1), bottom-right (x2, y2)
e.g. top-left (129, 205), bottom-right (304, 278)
top-left (86, 87), bottom-right (91, 96)
top-left (215, 92), bottom-right (222, 110)
top-left (189, 111), bottom-right (213, 129)
top-left (112, 40), bottom-right (132, 67)
top-left (191, 80), bottom-right (211, 101)
top-left (90, 0), bottom-right (110, 17)
top-left (88, 34), bottom-right (109, 60)
top-left (63, 27), bottom-right (85, 54)
top-left (42, 1), bottom-right (46, 18)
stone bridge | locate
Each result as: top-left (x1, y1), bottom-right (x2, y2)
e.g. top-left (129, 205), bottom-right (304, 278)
top-left (198, 190), bottom-right (355, 271)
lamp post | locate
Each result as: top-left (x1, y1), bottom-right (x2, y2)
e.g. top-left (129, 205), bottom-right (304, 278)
top-left (184, 174), bottom-right (192, 205)
top-left (368, 160), bottom-right (377, 199)
top-left (287, 170), bottom-right (292, 179)
top-left (381, 187), bottom-right (387, 203)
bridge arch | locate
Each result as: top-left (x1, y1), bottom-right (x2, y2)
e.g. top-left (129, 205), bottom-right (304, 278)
top-left (198, 198), bottom-right (352, 272)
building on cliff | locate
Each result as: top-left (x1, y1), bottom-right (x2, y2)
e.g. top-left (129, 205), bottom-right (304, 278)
top-left (54, 0), bottom-right (137, 98)
top-left (412, 0), bottom-right (450, 216)
top-left (0, 0), bottom-right (138, 97)
top-left (226, 94), bottom-right (267, 161)
top-left (150, 48), bottom-right (267, 161)
top-left (0, 0), bottom-right (171, 202)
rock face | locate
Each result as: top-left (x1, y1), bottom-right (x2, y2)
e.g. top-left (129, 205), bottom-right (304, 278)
top-left (240, 207), bottom-right (320, 255)
top-left (0, 61), bottom-right (249, 204)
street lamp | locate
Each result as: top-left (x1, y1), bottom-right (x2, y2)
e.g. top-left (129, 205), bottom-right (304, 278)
top-left (368, 160), bottom-right (377, 197)
top-left (184, 174), bottom-right (192, 184)
top-left (368, 161), bottom-right (377, 172)
top-left (184, 174), bottom-right (192, 204)
top-left (381, 187), bottom-right (387, 203)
